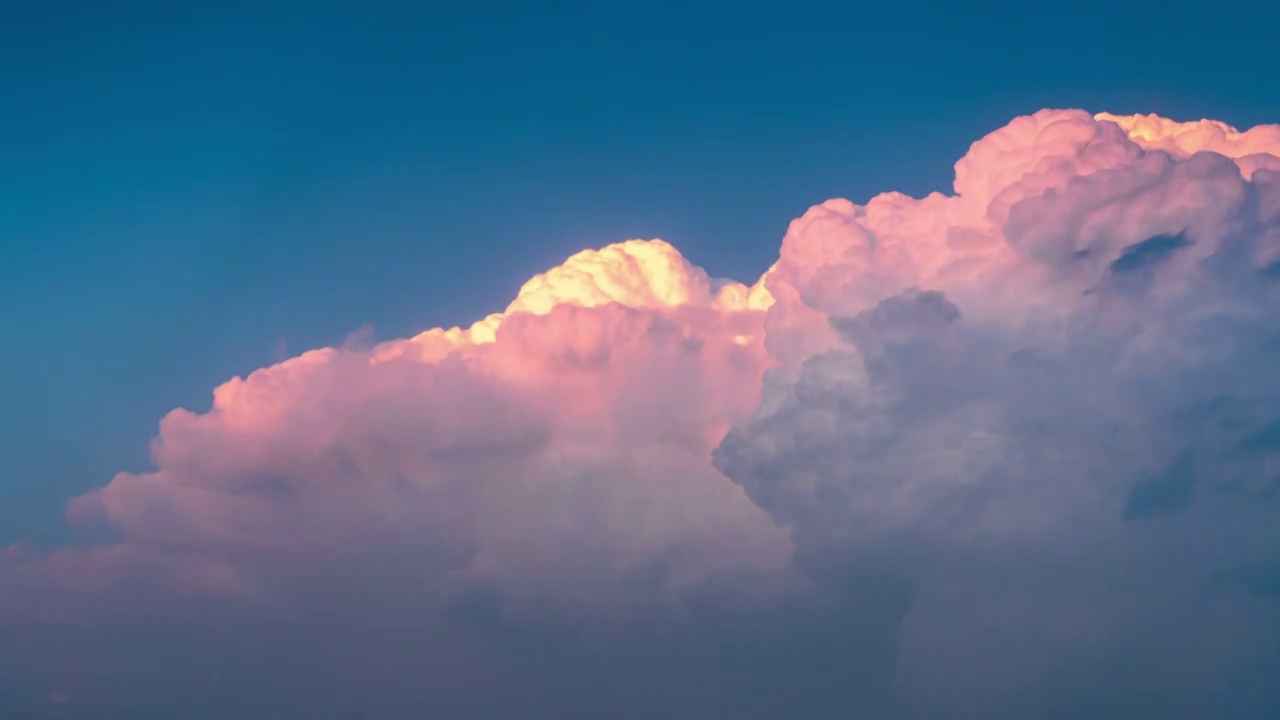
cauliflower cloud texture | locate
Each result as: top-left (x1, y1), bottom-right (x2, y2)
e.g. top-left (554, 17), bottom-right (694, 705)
top-left (5, 109), bottom-right (1280, 719)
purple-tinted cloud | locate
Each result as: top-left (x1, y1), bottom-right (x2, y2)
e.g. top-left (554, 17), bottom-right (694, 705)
top-left (4, 110), bottom-right (1280, 718)
top-left (716, 109), bottom-right (1280, 717)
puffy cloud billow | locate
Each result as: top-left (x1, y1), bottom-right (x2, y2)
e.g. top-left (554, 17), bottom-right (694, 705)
top-left (718, 109), bottom-right (1280, 718)
top-left (5, 109), bottom-right (1280, 718)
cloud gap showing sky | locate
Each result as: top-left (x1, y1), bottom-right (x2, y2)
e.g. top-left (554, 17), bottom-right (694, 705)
top-left (5, 109), bottom-right (1280, 718)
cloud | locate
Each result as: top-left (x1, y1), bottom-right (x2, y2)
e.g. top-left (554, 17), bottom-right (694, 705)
top-left (8, 238), bottom-right (791, 613)
top-left (715, 109), bottom-right (1280, 717)
top-left (1095, 111), bottom-right (1280, 179)
top-left (5, 109), bottom-right (1280, 718)
top-left (1, 239), bottom-right (804, 718)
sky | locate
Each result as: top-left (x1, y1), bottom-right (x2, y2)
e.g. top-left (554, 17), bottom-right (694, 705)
top-left (4, 2), bottom-right (1280, 718)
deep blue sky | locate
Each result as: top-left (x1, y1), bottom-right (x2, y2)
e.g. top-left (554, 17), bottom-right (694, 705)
top-left (2, 0), bottom-right (1278, 545)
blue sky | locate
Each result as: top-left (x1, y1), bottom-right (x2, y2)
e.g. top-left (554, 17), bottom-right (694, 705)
top-left (1, 2), bottom-right (1277, 545)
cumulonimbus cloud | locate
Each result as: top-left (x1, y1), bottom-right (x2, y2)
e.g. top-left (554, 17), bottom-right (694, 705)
top-left (4, 109), bottom-right (1280, 718)
top-left (717, 109), bottom-right (1280, 717)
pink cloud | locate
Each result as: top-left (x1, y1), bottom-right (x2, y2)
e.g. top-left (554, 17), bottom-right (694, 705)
top-left (5, 108), bottom-right (1280, 717)
top-left (717, 109), bottom-right (1280, 714)
top-left (1097, 111), bottom-right (1280, 177)
top-left (4, 239), bottom-right (791, 625)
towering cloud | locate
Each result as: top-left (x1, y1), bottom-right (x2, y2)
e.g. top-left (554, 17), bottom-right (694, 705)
top-left (4, 109), bottom-right (1280, 718)
top-left (717, 109), bottom-right (1280, 717)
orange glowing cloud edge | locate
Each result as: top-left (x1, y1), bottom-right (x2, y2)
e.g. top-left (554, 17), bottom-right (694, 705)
top-left (358, 110), bottom-right (1280, 366)
top-left (250, 113), bottom-right (1265, 352)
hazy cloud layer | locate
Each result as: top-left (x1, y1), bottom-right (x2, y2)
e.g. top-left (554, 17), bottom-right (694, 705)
top-left (5, 110), bottom-right (1280, 718)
